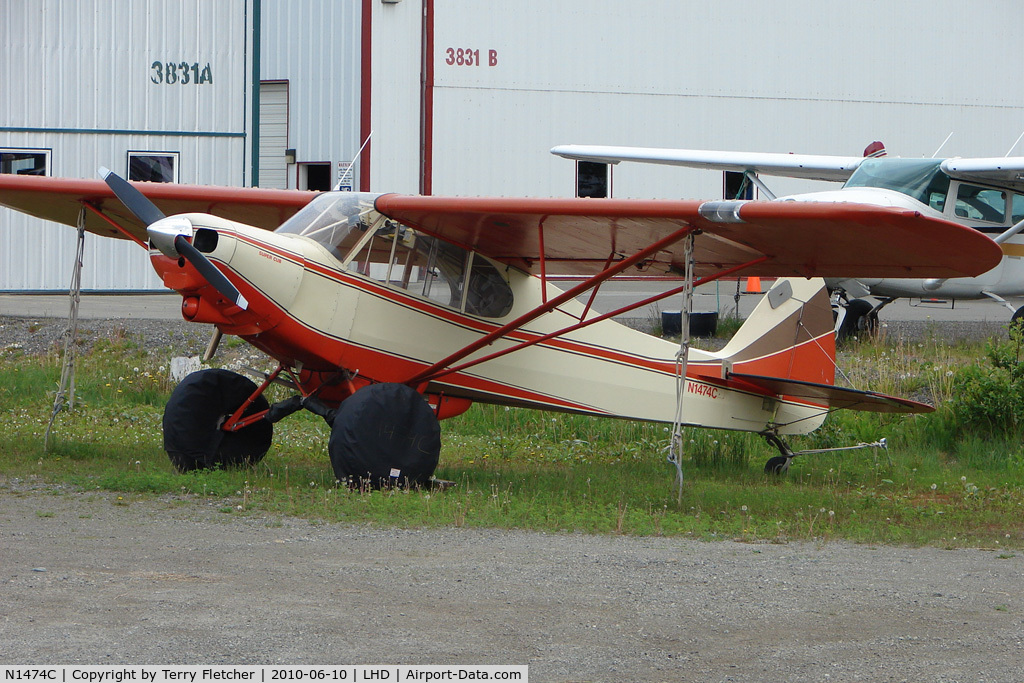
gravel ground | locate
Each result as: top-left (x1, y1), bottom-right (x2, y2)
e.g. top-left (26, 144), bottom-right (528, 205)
top-left (2, 485), bottom-right (1023, 681)
top-left (2, 314), bottom-right (1022, 679)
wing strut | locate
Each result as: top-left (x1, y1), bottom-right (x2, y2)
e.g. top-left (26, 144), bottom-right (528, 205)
top-left (82, 201), bottom-right (147, 248)
top-left (411, 256), bottom-right (767, 386)
top-left (404, 225), bottom-right (699, 387)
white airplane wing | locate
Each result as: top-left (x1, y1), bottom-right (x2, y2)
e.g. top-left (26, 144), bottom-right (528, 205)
top-left (941, 157), bottom-right (1024, 194)
top-left (551, 145), bottom-right (863, 182)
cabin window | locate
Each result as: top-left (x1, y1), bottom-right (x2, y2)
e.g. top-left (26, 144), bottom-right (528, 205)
top-left (276, 192), bottom-right (377, 260)
top-left (128, 151), bottom-right (178, 183)
top-left (419, 237), bottom-right (468, 307)
top-left (954, 183), bottom-right (1006, 224)
top-left (377, 231), bottom-right (513, 318)
top-left (0, 149), bottom-right (49, 176)
top-left (1011, 194), bottom-right (1024, 225)
top-left (465, 256), bottom-right (515, 317)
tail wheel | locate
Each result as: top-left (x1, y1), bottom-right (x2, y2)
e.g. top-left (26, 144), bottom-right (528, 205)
top-left (163, 369), bottom-right (273, 472)
top-left (764, 456), bottom-right (791, 475)
top-left (328, 383), bottom-right (441, 488)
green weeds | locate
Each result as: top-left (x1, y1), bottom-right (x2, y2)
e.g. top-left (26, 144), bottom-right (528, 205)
top-left (3, 326), bottom-right (1024, 548)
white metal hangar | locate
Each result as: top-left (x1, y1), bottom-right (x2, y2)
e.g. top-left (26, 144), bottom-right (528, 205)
top-left (4, 0), bottom-right (1024, 290)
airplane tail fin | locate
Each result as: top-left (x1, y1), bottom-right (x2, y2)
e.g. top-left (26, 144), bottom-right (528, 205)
top-left (703, 277), bottom-right (933, 417)
top-left (711, 277), bottom-right (836, 387)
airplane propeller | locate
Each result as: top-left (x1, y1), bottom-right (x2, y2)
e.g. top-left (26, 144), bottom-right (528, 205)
top-left (99, 167), bottom-right (248, 310)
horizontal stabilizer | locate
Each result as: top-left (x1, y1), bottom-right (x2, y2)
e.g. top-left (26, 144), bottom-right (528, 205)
top-left (728, 373), bottom-right (934, 414)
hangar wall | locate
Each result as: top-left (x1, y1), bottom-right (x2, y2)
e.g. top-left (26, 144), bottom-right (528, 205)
top-left (6, 0), bottom-right (1024, 290)
top-left (259, 0), bottom-right (363, 191)
top-left (0, 0), bottom-right (255, 290)
top-left (423, 0), bottom-right (1024, 200)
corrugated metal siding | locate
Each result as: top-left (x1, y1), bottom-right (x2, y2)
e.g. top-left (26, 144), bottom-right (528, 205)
top-left (425, 0), bottom-right (1024, 199)
top-left (2, 0), bottom-right (250, 140)
top-left (260, 0), bottom-right (362, 190)
top-left (0, 0), bottom-right (253, 290)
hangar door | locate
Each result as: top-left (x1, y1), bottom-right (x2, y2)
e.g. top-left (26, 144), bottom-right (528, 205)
top-left (258, 81), bottom-right (289, 189)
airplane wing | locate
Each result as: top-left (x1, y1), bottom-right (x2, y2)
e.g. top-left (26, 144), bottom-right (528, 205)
top-left (940, 157), bottom-right (1024, 194)
top-left (0, 175), bottom-right (1003, 280)
top-left (0, 174), bottom-right (314, 243)
top-left (727, 373), bottom-right (933, 414)
top-left (373, 194), bottom-right (1003, 279)
top-left (550, 145), bottom-right (863, 182)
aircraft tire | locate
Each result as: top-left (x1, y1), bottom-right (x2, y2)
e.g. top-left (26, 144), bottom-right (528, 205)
top-left (764, 456), bottom-right (791, 475)
top-left (328, 383), bottom-right (441, 489)
top-left (837, 298), bottom-right (873, 340)
top-left (163, 369), bottom-right (273, 472)
top-left (1011, 306), bottom-right (1024, 335)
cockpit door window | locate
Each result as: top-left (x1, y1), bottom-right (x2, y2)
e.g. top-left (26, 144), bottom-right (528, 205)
top-left (953, 183), bottom-right (1006, 224)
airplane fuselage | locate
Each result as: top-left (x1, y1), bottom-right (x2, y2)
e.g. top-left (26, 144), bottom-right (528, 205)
top-left (149, 200), bottom-right (832, 436)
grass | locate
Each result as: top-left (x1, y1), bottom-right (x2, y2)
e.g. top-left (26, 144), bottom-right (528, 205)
top-left (3, 325), bottom-right (1024, 549)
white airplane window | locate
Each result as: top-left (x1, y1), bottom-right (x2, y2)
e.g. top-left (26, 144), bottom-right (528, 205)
top-left (1012, 193), bottom-right (1024, 225)
top-left (954, 184), bottom-right (1006, 223)
top-left (276, 192), bottom-right (380, 260)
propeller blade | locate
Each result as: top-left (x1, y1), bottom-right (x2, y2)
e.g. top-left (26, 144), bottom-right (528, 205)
top-left (174, 236), bottom-right (249, 310)
top-left (99, 167), bottom-right (247, 311)
top-left (98, 167), bottom-right (166, 227)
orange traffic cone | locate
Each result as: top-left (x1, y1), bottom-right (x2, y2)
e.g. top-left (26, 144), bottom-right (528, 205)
top-left (744, 277), bottom-right (761, 294)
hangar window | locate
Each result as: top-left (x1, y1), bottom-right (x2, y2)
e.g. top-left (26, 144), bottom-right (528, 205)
top-left (1, 149), bottom-right (49, 176)
top-left (576, 161), bottom-right (609, 198)
top-left (128, 152), bottom-right (178, 183)
top-left (299, 162), bottom-right (332, 191)
top-left (724, 171), bottom-right (753, 199)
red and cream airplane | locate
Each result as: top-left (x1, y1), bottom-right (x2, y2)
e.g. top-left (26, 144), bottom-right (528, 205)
top-left (0, 169), bottom-right (1002, 482)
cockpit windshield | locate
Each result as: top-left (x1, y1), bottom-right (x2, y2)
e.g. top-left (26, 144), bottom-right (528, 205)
top-left (843, 158), bottom-right (950, 211)
top-left (275, 192), bottom-right (386, 260)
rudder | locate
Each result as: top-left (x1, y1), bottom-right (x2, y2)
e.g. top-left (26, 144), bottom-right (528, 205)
top-left (713, 277), bottom-right (835, 386)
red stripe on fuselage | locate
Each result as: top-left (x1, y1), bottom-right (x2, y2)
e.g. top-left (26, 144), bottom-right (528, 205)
top-left (209, 232), bottom-right (834, 416)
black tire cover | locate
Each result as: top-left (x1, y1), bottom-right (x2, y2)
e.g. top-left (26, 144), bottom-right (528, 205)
top-left (163, 368), bottom-right (272, 471)
top-left (328, 383), bottom-right (441, 487)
